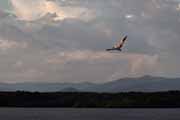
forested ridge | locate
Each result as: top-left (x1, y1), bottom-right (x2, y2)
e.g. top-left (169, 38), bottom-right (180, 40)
top-left (0, 91), bottom-right (180, 108)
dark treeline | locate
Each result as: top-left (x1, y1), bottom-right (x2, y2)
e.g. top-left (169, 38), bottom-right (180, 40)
top-left (0, 91), bottom-right (180, 108)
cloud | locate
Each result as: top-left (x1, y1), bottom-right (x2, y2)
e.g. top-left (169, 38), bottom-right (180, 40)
top-left (14, 68), bottom-right (44, 79)
top-left (0, 9), bottom-right (9, 19)
top-left (0, 0), bottom-right (179, 83)
top-left (129, 54), bottom-right (159, 76)
top-left (46, 50), bottom-right (160, 76)
top-left (0, 39), bottom-right (28, 51)
top-left (10, 0), bottom-right (95, 21)
top-left (46, 50), bottom-right (115, 64)
top-left (0, 8), bottom-right (15, 21)
top-left (176, 3), bottom-right (180, 11)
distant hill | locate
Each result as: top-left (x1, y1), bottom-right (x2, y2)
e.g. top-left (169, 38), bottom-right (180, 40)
top-left (0, 76), bottom-right (180, 92)
top-left (95, 75), bottom-right (180, 92)
top-left (61, 87), bottom-right (79, 92)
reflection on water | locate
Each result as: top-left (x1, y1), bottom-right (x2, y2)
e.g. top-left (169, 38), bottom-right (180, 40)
top-left (0, 108), bottom-right (180, 120)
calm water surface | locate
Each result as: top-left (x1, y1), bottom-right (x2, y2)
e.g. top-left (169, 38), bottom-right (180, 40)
top-left (0, 108), bottom-right (180, 120)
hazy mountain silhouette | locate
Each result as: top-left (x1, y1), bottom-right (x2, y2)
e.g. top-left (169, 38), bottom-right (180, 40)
top-left (61, 87), bottom-right (79, 92)
top-left (0, 76), bottom-right (180, 92)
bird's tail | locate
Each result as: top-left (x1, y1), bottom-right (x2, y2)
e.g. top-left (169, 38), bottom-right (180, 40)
top-left (106, 48), bottom-right (113, 51)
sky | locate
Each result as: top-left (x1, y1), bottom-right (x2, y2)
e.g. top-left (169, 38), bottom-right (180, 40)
top-left (0, 0), bottom-right (180, 83)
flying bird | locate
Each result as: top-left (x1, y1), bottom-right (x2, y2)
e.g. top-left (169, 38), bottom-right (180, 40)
top-left (106, 35), bottom-right (127, 51)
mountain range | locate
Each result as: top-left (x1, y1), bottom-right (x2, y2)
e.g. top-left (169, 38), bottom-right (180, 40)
top-left (0, 75), bottom-right (180, 92)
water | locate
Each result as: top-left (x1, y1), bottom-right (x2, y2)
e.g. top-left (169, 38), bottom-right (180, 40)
top-left (0, 108), bottom-right (180, 120)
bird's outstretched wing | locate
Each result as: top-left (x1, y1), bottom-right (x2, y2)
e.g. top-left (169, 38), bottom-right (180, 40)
top-left (114, 36), bottom-right (127, 48)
